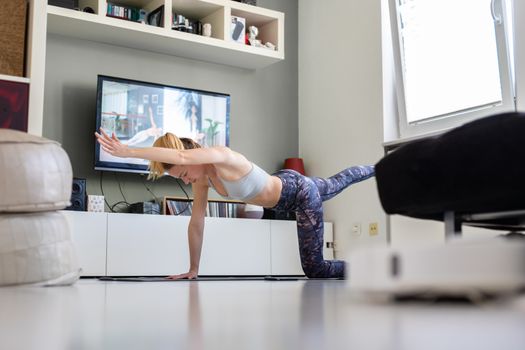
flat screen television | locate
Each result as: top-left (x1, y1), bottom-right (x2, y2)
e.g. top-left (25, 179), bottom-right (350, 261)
top-left (95, 75), bottom-right (230, 174)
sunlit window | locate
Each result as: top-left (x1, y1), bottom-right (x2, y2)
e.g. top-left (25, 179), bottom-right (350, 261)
top-left (390, 0), bottom-right (515, 138)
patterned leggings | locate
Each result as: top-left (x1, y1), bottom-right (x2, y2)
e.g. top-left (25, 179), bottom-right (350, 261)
top-left (271, 166), bottom-right (375, 278)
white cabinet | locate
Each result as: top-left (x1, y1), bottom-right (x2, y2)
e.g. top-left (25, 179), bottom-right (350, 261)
top-left (64, 211), bottom-right (334, 276)
top-left (270, 220), bottom-right (303, 275)
top-left (198, 217), bottom-right (271, 275)
top-left (105, 214), bottom-right (272, 276)
top-left (63, 211), bottom-right (107, 276)
top-left (46, 0), bottom-right (284, 69)
top-left (107, 213), bottom-right (190, 276)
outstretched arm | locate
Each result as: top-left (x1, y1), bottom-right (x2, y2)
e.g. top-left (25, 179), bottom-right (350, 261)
top-left (166, 182), bottom-right (208, 280)
top-left (95, 128), bottom-right (231, 165)
top-left (148, 105), bottom-right (157, 129)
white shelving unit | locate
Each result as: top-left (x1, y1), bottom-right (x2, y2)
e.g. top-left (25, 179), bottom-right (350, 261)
top-left (26, 0), bottom-right (48, 136)
top-left (63, 211), bottom-right (334, 277)
top-left (20, 0), bottom-right (283, 136)
top-left (46, 0), bottom-right (285, 69)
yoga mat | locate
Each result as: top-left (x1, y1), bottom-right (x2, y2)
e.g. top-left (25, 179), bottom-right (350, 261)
top-left (97, 276), bottom-right (341, 282)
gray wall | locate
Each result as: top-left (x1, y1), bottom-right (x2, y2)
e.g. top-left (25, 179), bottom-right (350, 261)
top-left (43, 0), bottom-right (298, 209)
top-left (298, 0), bottom-right (387, 258)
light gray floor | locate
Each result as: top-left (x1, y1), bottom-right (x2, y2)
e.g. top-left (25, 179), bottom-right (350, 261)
top-left (1, 278), bottom-right (525, 350)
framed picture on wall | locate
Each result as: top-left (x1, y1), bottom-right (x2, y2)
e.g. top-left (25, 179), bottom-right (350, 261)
top-left (0, 79), bottom-right (29, 132)
top-left (147, 5), bottom-right (164, 27)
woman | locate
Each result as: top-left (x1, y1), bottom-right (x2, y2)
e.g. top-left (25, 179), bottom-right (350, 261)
top-left (95, 129), bottom-right (375, 279)
top-left (122, 106), bottom-right (163, 147)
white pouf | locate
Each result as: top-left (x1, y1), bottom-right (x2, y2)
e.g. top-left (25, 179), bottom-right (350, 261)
top-left (0, 211), bottom-right (80, 286)
top-left (0, 129), bottom-right (72, 212)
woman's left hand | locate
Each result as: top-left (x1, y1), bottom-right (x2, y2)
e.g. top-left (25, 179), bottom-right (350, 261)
top-left (95, 128), bottom-right (131, 158)
top-left (165, 271), bottom-right (198, 280)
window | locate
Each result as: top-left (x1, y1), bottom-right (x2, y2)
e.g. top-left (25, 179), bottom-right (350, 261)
top-left (389, 0), bottom-right (515, 139)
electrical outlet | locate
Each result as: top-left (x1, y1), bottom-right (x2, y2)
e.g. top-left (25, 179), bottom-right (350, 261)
top-left (351, 222), bottom-right (361, 236)
top-left (369, 222), bottom-right (378, 236)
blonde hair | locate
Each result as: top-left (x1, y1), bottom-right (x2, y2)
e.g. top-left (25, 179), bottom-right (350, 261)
top-left (148, 133), bottom-right (184, 180)
top-left (147, 133), bottom-right (202, 180)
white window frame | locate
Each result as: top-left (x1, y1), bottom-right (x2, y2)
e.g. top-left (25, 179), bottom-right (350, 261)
top-left (389, 0), bottom-right (515, 140)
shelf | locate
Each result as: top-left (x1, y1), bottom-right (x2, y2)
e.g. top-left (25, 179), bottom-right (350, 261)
top-left (164, 195), bottom-right (243, 203)
top-left (172, 0), bottom-right (224, 19)
top-left (0, 74), bottom-right (30, 84)
top-left (46, 1), bottom-right (284, 70)
top-left (163, 196), bottom-right (246, 217)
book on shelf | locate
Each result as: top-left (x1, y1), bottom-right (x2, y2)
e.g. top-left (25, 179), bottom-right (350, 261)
top-left (164, 197), bottom-right (244, 218)
top-left (165, 199), bottom-right (192, 216)
top-left (106, 3), bottom-right (146, 23)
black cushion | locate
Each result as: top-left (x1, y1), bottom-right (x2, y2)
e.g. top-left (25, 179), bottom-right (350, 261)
top-left (375, 112), bottom-right (525, 221)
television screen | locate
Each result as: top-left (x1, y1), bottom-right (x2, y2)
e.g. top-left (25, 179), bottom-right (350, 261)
top-left (95, 75), bottom-right (230, 174)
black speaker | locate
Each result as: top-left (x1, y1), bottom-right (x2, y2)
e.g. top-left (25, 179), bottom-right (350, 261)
top-left (66, 178), bottom-right (86, 211)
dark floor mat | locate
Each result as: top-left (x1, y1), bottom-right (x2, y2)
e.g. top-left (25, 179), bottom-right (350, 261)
top-left (98, 276), bottom-right (306, 282)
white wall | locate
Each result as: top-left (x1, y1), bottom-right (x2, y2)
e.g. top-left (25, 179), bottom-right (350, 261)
top-left (298, 0), bottom-right (387, 258)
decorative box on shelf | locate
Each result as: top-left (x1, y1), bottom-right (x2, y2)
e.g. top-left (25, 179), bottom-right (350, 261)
top-left (230, 15), bottom-right (246, 44)
top-left (0, 78), bottom-right (29, 132)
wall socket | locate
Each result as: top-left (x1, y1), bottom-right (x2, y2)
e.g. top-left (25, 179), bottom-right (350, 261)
top-left (351, 222), bottom-right (361, 236)
top-left (369, 222), bottom-right (378, 236)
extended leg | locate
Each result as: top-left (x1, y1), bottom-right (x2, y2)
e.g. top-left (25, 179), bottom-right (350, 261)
top-left (295, 177), bottom-right (345, 278)
top-left (310, 165), bottom-right (375, 202)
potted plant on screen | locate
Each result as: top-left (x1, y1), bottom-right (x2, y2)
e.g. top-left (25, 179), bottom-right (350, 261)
top-left (203, 118), bottom-right (222, 146)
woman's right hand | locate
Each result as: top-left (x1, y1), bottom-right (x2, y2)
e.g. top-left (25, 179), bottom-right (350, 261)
top-left (95, 128), bottom-right (131, 158)
top-left (165, 271), bottom-right (198, 280)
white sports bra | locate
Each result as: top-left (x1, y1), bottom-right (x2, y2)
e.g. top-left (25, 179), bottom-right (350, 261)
top-left (209, 163), bottom-right (269, 201)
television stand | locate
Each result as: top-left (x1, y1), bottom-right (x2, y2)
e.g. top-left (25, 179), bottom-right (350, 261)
top-left (64, 211), bottom-right (334, 277)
